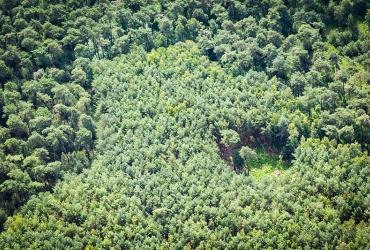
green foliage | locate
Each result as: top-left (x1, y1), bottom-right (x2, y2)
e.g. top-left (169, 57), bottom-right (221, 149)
top-left (248, 150), bottom-right (290, 179)
top-left (239, 146), bottom-right (258, 163)
top-left (0, 0), bottom-right (368, 248)
top-left (221, 129), bottom-right (240, 147)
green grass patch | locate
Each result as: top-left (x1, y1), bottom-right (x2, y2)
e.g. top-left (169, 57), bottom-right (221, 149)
top-left (248, 150), bottom-right (291, 180)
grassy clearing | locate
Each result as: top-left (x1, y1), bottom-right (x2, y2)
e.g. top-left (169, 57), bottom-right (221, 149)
top-left (248, 150), bottom-right (291, 180)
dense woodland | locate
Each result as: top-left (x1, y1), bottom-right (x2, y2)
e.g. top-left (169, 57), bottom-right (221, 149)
top-left (0, 0), bottom-right (369, 249)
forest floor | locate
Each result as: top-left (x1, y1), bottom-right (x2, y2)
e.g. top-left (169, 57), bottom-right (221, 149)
top-left (248, 150), bottom-right (291, 180)
top-left (214, 129), bottom-right (290, 178)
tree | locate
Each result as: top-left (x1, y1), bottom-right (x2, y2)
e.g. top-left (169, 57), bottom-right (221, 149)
top-left (75, 128), bottom-right (92, 151)
top-left (238, 146), bottom-right (257, 174)
top-left (338, 125), bottom-right (355, 143)
top-left (220, 129), bottom-right (240, 147)
top-left (71, 67), bottom-right (87, 86)
top-left (0, 60), bottom-right (11, 83)
top-left (157, 16), bottom-right (174, 45)
top-left (289, 72), bottom-right (307, 96)
top-left (6, 114), bottom-right (28, 137)
top-left (45, 39), bottom-right (64, 66)
top-left (44, 126), bottom-right (68, 157)
top-left (26, 132), bottom-right (45, 150)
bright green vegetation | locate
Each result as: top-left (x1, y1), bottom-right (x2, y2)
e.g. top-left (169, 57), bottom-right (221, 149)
top-left (0, 0), bottom-right (369, 249)
top-left (249, 151), bottom-right (290, 179)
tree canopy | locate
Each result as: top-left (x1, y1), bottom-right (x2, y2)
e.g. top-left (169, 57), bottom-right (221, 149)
top-left (0, 0), bottom-right (369, 248)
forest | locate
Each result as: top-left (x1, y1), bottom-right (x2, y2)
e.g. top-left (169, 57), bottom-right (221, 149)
top-left (0, 0), bottom-right (369, 249)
